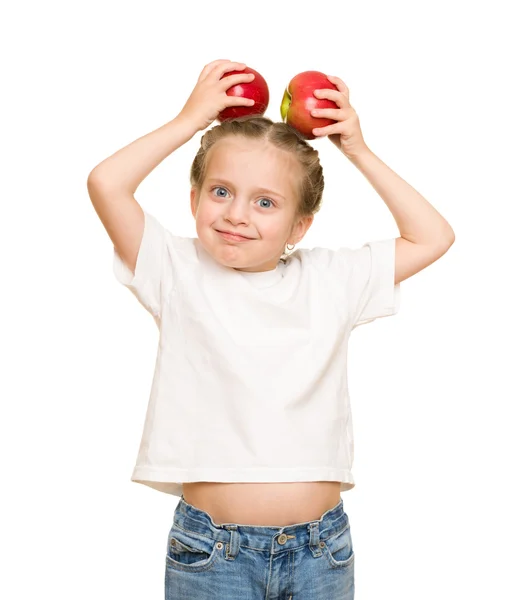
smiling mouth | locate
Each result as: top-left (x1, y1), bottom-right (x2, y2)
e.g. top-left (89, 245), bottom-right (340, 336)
top-left (216, 230), bottom-right (254, 241)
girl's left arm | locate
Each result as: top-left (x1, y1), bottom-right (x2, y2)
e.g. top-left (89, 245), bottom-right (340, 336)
top-left (311, 75), bottom-right (455, 286)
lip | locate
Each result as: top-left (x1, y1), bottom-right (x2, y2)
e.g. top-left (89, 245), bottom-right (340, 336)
top-left (216, 230), bottom-right (254, 242)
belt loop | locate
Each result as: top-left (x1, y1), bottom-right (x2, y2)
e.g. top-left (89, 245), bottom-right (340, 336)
top-left (308, 522), bottom-right (322, 557)
top-left (223, 525), bottom-right (239, 560)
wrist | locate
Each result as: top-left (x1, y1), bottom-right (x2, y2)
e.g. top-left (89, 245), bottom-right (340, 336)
top-left (345, 145), bottom-right (373, 164)
top-left (171, 113), bottom-right (202, 139)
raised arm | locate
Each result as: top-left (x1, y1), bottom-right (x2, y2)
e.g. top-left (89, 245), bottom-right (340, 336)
top-left (310, 74), bottom-right (455, 285)
top-left (344, 149), bottom-right (455, 285)
top-left (87, 116), bottom-right (197, 274)
top-left (87, 59), bottom-right (255, 275)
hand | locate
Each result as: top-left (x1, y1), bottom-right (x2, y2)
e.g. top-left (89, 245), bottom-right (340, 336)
top-left (311, 75), bottom-right (369, 158)
top-left (178, 59), bottom-right (256, 132)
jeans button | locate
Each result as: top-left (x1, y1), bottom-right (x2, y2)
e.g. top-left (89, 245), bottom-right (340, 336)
top-left (277, 534), bottom-right (288, 545)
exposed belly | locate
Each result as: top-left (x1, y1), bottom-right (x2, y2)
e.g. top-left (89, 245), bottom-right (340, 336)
top-left (182, 481), bottom-right (342, 527)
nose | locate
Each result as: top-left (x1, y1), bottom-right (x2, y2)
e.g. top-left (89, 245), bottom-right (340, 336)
top-left (224, 198), bottom-right (249, 226)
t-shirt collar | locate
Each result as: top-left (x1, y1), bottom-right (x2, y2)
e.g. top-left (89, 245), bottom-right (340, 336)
top-left (235, 261), bottom-right (284, 288)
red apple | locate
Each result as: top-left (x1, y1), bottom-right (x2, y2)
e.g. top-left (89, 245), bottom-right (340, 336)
top-left (280, 71), bottom-right (338, 139)
top-left (217, 67), bottom-right (270, 123)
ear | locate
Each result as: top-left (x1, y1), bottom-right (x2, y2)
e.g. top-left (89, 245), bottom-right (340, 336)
top-left (190, 187), bottom-right (198, 219)
top-left (288, 214), bottom-right (314, 246)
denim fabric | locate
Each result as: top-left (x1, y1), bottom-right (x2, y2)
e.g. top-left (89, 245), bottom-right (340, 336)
top-left (165, 494), bottom-right (355, 599)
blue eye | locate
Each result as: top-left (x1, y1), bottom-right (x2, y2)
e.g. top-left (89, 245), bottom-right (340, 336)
top-left (211, 187), bottom-right (273, 208)
top-left (212, 186), bottom-right (228, 198)
top-left (257, 198), bottom-right (273, 208)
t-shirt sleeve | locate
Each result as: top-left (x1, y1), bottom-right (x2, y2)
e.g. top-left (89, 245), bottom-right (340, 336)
top-left (343, 238), bottom-right (400, 328)
top-left (307, 237), bottom-right (400, 329)
top-left (112, 210), bottom-right (171, 319)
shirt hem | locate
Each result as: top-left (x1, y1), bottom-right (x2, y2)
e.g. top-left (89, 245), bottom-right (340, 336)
top-left (130, 466), bottom-right (355, 497)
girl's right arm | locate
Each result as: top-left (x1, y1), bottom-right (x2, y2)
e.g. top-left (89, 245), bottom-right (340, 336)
top-left (87, 59), bottom-right (255, 274)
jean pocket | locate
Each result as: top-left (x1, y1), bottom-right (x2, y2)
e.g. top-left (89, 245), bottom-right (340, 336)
top-left (165, 525), bottom-right (222, 572)
top-left (322, 525), bottom-right (355, 569)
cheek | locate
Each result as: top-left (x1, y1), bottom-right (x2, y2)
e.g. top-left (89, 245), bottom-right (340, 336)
top-left (261, 217), bottom-right (293, 240)
top-left (195, 198), bottom-right (219, 224)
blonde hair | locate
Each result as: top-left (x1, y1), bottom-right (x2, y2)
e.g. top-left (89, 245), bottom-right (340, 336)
top-left (189, 116), bottom-right (324, 260)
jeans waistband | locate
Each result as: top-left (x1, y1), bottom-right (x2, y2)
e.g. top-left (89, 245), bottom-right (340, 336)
top-left (172, 494), bottom-right (349, 553)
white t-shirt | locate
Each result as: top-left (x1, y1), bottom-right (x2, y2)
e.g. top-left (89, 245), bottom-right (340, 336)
top-left (113, 210), bottom-right (400, 496)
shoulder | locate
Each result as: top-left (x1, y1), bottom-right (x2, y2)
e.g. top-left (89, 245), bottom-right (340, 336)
top-left (293, 244), bottom-right (363, 273)
top-left (143, 210), bottom-right (199, 263)
top-left (293, 246), bottom-right (338, 269)
top-left (297, 240), bottom-right (394, 266)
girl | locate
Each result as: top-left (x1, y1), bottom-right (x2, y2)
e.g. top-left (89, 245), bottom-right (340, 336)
top-left (88, 59), bottom-right (455, 599)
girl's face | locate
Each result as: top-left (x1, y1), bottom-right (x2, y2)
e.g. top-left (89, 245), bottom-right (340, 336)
top-left (191, 136), bottom-right (313, 271)
top-left (191, 136), bottom-right (313, 272)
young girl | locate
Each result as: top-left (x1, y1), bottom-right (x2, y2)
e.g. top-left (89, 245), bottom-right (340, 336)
top-left (88, 59), bottom-right (454, 599)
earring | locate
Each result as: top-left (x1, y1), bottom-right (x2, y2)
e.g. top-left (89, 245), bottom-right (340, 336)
top-left (286, 243), bottom-right (295, 252)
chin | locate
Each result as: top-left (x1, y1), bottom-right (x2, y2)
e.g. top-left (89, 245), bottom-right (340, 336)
top-left (218, 253), bottom-right (251, 269)
top-left (201, 240), bottom-right (245, 268)
top-left (212, 248), bottom-right (257, 271)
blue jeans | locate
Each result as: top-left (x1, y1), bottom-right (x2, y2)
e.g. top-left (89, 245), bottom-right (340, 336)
top-left (165, 494), bottom-right (355, 599)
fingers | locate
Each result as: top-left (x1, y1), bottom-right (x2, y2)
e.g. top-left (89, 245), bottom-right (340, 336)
top-left (198, 59), bottom-right (247, 82)
top-left (214, 61), bottom-right (248, 80)
top-left (311, 107), bottom-right (342, 120)
top-left (312, 100), bottom-right (356, 124)
top-left (198, 59), bottom-right (230, 82)
top-left (312, 123), bottom-right (344, 137)
top-left (220, 72), bottom-right (255, 91)
top-left (227, 96), bottom-right (256, 107)
top-left (313, 88), bottom-right (346, 107)
top-left (326, 74), bottom-right (350, 98)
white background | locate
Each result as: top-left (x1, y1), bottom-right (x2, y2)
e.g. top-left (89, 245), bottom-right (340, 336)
top-left (2, 0), bottom-right (520, 598)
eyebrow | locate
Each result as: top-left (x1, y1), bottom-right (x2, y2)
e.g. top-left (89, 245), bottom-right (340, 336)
top-left (207, 178), bottom-right (286, 202)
